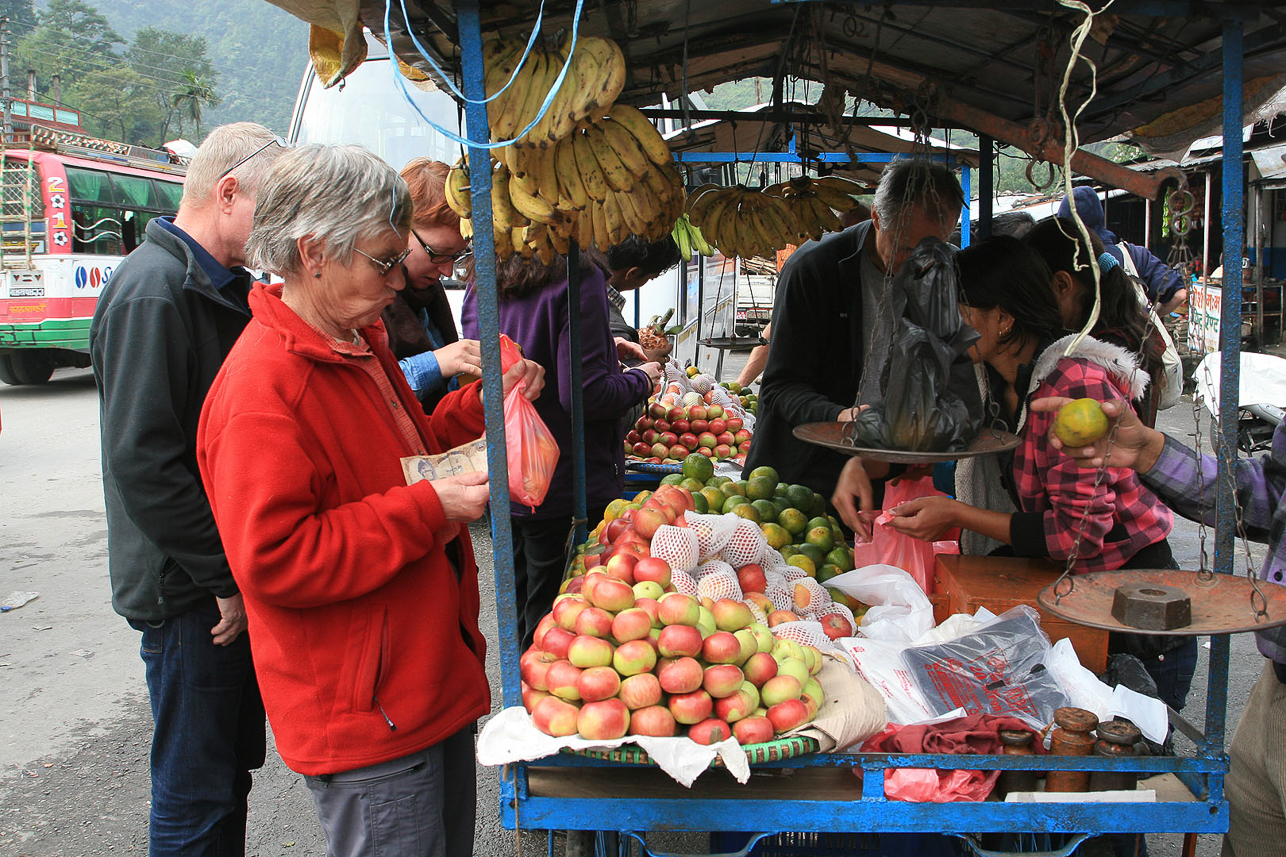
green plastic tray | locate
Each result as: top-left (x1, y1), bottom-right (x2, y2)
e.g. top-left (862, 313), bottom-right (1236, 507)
top-left (561, 735), bottom-right (820, 768)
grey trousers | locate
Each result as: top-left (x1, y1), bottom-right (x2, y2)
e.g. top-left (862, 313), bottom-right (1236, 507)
top-left (1222, 662), bottom-right (1286, 857)
top-left (304, 726), bottom-right (476, 857)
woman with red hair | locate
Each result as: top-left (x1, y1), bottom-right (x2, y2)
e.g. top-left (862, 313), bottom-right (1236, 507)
top-left (384, 157), bottom-right (482, 412)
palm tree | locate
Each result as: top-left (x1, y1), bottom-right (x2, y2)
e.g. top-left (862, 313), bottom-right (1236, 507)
top-left (171, 70), bottom-right (219, 139)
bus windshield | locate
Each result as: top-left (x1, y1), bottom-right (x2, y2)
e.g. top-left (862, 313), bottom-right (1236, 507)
top-left (293, 56), bottom-right (465, 170)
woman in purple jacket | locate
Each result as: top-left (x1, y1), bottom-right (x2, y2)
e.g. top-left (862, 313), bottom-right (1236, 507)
top-left (463, 254), bottom-right (662, 649)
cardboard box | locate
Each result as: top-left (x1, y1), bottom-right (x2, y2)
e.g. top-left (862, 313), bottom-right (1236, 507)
top-left (934, 555), bottom-right (1109, 673)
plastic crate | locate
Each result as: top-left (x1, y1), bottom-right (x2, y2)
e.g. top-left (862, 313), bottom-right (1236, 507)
top-left (709, 832), bottom-right (964, 857)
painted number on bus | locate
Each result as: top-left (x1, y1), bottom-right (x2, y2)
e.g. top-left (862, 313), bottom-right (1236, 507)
top-left (46, 176), bottom-right (68, 248)
top-left (74, 264), bottom-right (112, 290)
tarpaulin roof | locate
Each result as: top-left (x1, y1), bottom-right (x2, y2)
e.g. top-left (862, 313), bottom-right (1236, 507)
top-left (268, 1), bottom-right (1286, 163)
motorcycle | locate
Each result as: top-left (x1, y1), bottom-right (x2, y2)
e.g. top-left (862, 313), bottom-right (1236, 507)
top-left (1193, 351), bottom-right (1286, 453)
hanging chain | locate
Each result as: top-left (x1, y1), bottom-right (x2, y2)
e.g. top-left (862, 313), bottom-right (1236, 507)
top-left (1189, 367), bottom-right (1214, 584)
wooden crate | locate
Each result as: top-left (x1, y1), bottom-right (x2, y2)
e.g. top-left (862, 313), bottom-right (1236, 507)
top-left (933, 555), bottom-right (1109, 674)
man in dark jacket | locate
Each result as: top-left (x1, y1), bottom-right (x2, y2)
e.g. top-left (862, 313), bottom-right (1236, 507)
top-left (745, 158), bottom-right (965, 503)
top-left (90, 123), bottom-right (285, 856)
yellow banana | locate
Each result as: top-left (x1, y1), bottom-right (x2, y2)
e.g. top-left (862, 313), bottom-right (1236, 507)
top-left (584, 123), bottom-right (634, 193)
top-left (532, 42), bottom-right (572, 145)
top-left (547, 218), bottom-right (571, 255)
top-left (564, 38), bottom-right (604, 129)
top-left (491, 164), bottom-right (530, 229)
top-left (601, 191), bottom-right (626, 246)
top-left (484, 40), bottom-right (525, 139)
top-left (807, 194), bottom-right (844, 233)
top-left (576, 204), bottom-right (594, 248)
top-left (510, 49), bottom-right (552, 145)
top-left (493, 46), bottom-right (540, 140)
top-left (444, 164), bottom-right (471, 219)
top-left (530, 143), bottom-right (561, 207)
top-left (589, 199), bottom-right (609, 250)
top-left (607, 103), bottom-right (671, 166)
top-left (600, 116), bottom-right (651, 176)
top-left (509, 151), bottom-right (541, 198)
top-left (613, 188), bottom-right (649, 237)
top-left (555, 137), bottom-right (589, 211)
top-left (685, 184), bottom-right (726, 223)
top-left (508, 170), bottom-right (558, 223)
top-left (571, 130), bottom-right (609, 202)
top-left (583, 38), bottom-right (626, 111)
top-left (758, 195), bottom-right (797, 248)
top-left (459, 216), bottom-right (473, 240)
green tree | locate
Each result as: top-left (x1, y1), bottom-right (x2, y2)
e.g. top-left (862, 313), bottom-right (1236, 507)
top-left (0, 1), bottom-right (37, 37)
top-left (171, 70), bottom-right (219, 139)
top-left (127, 25), bottom-right (215, 88)
top-left (70, 63), bottom-right (164, 144)
top-left (14, 0), bottom-right (123, 86)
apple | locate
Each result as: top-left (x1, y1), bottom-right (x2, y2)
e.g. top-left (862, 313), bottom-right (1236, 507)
top-left (702, 631), bottom-right (742, 664)
top-left (634, 557), bottom-right (672, 588)
top-left (802, 677), bottom-right (824, 710)
top-left (668, 445), bottom-right (689, 460)
top-left (819, 612), bottom-right (854, 641)
top-left (546, 660), bottom-right (584, 701)
top-left (738, 441), bottom-right (752, 454)
top-left (688, 404), bottom-right (708, 421)
top-left (532, 695), bottom-right (581, 737)
top-left (637, 415), bottom-right (654, 430)
top-left (533, 613), bottom-right (558, 648)
top-left (709, 418), bottom-right (727, 435)
top-left (743, 651), bottom-right (779, 687)
top-left (766, 610), bottom-right (798, 628)
top-left (668, 689), bottom-right (714, 725)
top-left (648, 401), bottom-right (668, 419)
top-left (688, 717), bottom-right (732, 745)
top-left (521, 649), bottom-right (558, 691)
top-left (658, 592), bottom-right (701, 627)
top-left (659, 431), bottom-right (678, 447)
top-left (776, 657), bottom-right (810, 688)
top-left (678, 432), bottom-right (699, 450)
top-left (716, 431), bottom-right (735, 447)
top-left (696, 606), bottom-right (717, 638)
top-left (773, 637), bottom-right (804, 662)
top-left (702, 663), bottom-right (745, 698)
top-left (568, 635), bottom-right (614, 669)
top-left (655, 420), bottom-right (670, 434)
top-left (578, 666), bottom-right (622, 702)
top-left (657, 657), bottom-right (704, 694)
top-left (602, 517), bottom-right (633, 545)
top-left (733, 629), bottom-right (758, 665)
top-left (541, 626), bottom-right (576, 659)
top-left (802, 694), bottom-right (819, 721)
top-left (767, 698), bottom-right (811, 733)
top-left (733, 715), bottom-right (774, 744)
top-left (725, 417), bottom-right (743, 433)
top-left (642, 429), bottom-right (659, 444)
top-left (697, 447), bottom-right (714, 458)
top-left (522, 683), bottom-right (550, 713)
top-left (603, 554), bottom-right (638, 586)
top-left (633, 507), bottom-right (669, 540)
top-left (734, 428), bottom-right (752, 444)
top-left (711, 599), bottom-right (753, 632)
top-left (613, 639), bottom-right (658, 676)
top-left (650, 442), bottom-right (670, 459)
top-left (737, 565), bottom-right (767, 594)
top-left (628, 705), bottom-right (677, 737)
top-left (574, 606), bottom-right (614, 638)
top-left (696, 433), bottom-right (717, 449)
top-left (632, 581), bottom-right (664, 603)
top-left (619, 673), bottom-right (662, 710)
top-left (714, 684), bottom-right (758, 723)
top-left (625, 430), bottom-right (642, 445)
top-left (691, 419), bottom-right (709, 433)
top-left (706, 404), bottom-right (724, 419)
top-left (611, 608), bottom-right (653, 643)
top-left (578, 698), bottom-right (630, 740)
top-left (657, 624), bottom-right (704, 658)
top-left (761, 675), bottom-right (803, 707)
top-left (667, 406), bottom-right (686, 423)
top-left (588, 577), bottom-right (635, 613)
top-left (634, 596), bottom-right (663, 626)
top-left (671, 419), bottom-right (691, 435)
top-left (744, 592), bottom-right (774, 614)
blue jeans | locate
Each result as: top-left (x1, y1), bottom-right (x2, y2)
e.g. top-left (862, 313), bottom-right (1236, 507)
top-left (130, 598), bottom-right (265, 857)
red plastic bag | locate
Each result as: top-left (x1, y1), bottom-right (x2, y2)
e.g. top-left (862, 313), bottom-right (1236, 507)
top-left (851, 476), bottom-right (958, 594)
top-left (498, 335), bottom-right (559, 510)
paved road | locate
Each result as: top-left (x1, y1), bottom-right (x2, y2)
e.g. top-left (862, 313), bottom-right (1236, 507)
top-left (0, 366), bottom-right (1266, 856)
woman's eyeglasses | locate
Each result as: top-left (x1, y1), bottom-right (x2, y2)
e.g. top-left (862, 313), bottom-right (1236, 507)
top-left (353, 247), bottom-right (412, 277)
top-left (413, 229), bottom-right (473, 265)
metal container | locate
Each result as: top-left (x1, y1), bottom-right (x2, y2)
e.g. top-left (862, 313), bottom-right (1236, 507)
top-left (996, 729), bottom-right (1040, 796)
top-left (1045, 707), bottom-right (1098, 792)
top-left (1089, 720), bottom-right (1143, 792)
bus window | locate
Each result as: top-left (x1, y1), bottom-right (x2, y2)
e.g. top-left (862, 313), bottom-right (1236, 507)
top-left (64, 166), bottom-right (181, 255)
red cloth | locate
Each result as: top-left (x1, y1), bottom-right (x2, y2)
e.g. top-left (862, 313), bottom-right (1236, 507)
top-left (197, 283), bottom-right (490, 776)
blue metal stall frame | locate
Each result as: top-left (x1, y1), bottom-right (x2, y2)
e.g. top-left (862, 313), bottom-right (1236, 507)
top-left (456, 0), bottom-right (1245, 849)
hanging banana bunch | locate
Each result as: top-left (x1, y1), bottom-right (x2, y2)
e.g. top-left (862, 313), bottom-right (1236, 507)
top-left (763, 175), bottom-right (867, 241)
top-left (671, 213), bottom-right (715, 259)
top-left (685, 185), bottom-right (803, 260)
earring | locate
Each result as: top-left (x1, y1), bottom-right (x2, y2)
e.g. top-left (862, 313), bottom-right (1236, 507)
top-left (313, 271), bottom-right (322, 279)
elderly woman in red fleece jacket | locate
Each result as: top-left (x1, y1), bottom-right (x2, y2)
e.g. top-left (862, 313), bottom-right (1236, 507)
top-left (196, 144), bottom-right (542, 857)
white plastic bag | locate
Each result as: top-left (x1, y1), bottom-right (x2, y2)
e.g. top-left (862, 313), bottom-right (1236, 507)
top-left (824, 565), bottom-right (935, 643)
top-left (1042, 638), bottom-right (1169, 743)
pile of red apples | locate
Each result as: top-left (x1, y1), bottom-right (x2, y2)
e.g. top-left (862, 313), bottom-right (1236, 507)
top-left (626, 400), bottom-right (752, 463)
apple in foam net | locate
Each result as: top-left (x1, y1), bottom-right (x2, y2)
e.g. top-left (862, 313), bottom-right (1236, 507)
top-left (578, 698), bottom-right (630, 740)
top-left (618, 673), bottom-right (662, 710)
top-left (702, 663), bottom-right (745, 698)
top-left (767, 698), bottom-right (811, 733)
top-left (531, 695), bottom-right (580, 737)
top-left (737, 564), bottom-right (767, 594)
top-left (611, 608), bottom-right (653, 643)
top-left (702, 631), bottom-right (743, 665)
top-left (657, 624), bottom-right (704, 658)
top-left (733, 715), bottom-right (774, 745)
top-left (668, 689), bottom-right (714, 725)
top-left (568, 635), bottom-right (614, 669)
top-left (711, 598), bottom-right (753, 633)
top-left (628, 705), bottom-right (677, 737)
top-left (613, 639), bottom-right (658, 676)
top-left (633, 557), bottom-right (672, 588)
top-left (574, 606), bottom-right (614, 639)
top-left (658, 656), bottom-right (704, 694)
top-left (577, 666), bottom-right (622, 702)
top-left (658, 592), bottom-right (701, 627)
top-left (767, 610), bottom-right (798, 628)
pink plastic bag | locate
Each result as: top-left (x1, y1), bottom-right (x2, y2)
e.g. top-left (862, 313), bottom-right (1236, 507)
top-left (498, 335), bottom-right (559, 510)
top-left (851, 477), bottom-right (958, 594)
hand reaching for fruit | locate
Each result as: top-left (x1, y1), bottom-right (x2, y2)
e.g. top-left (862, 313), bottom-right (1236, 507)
top-left (1032, 396), bottom-right (1165, 472)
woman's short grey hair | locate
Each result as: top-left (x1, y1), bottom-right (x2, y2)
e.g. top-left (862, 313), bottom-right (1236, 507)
top-left (872, 156), bottom-right (965, 229)
top-left (246, 144), bottom-right (413, 276)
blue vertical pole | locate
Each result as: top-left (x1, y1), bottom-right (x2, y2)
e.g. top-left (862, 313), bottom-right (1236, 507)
top-left (568, 241), bottom-right (588, 546)
top-left (1206, 17), bottom-right (1245, 758)
top-left (960, 166), bottom-right (972, 248)
top-left (457, 0), bottom-right (520, 708)
top-left (978, 134), bottom-right (994, 240)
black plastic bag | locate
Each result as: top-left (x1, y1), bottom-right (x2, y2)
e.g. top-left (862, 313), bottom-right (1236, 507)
top-left (852, 237), bottom-right (982, 451)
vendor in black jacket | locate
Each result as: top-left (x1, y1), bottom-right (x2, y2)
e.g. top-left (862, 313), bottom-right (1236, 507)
top-left (745, 158), bottom-right (965, 530)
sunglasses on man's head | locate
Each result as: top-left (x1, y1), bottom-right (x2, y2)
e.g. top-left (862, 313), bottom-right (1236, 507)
top-left (220, 135), bottom-right (288, 179)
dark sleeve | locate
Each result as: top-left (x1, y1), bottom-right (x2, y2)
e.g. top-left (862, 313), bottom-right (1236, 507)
top-left (1009, 511), bottom-right (1050, 557)
top-left (608, 301), bottom-right (639, 342)
top-left (94, 295), bottom-right (237, 597)
top-left (561, 274), bottom-right (651, 420)
top-left (757, 255), bottom-right (847, 425)
top-left (1129, 245), bottom-right (1183, 303)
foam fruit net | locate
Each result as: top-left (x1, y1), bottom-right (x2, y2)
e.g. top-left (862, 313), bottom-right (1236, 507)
top-left (772, 620), bottom-right (840, 651)
top-left (650, 524), bottom-right (700, 573)
top-left (669, 568), bottom-right (698, 597)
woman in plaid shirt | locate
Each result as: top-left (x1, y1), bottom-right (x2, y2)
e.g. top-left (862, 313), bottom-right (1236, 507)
top-left (887, 236), bottom-right (1194, 712)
